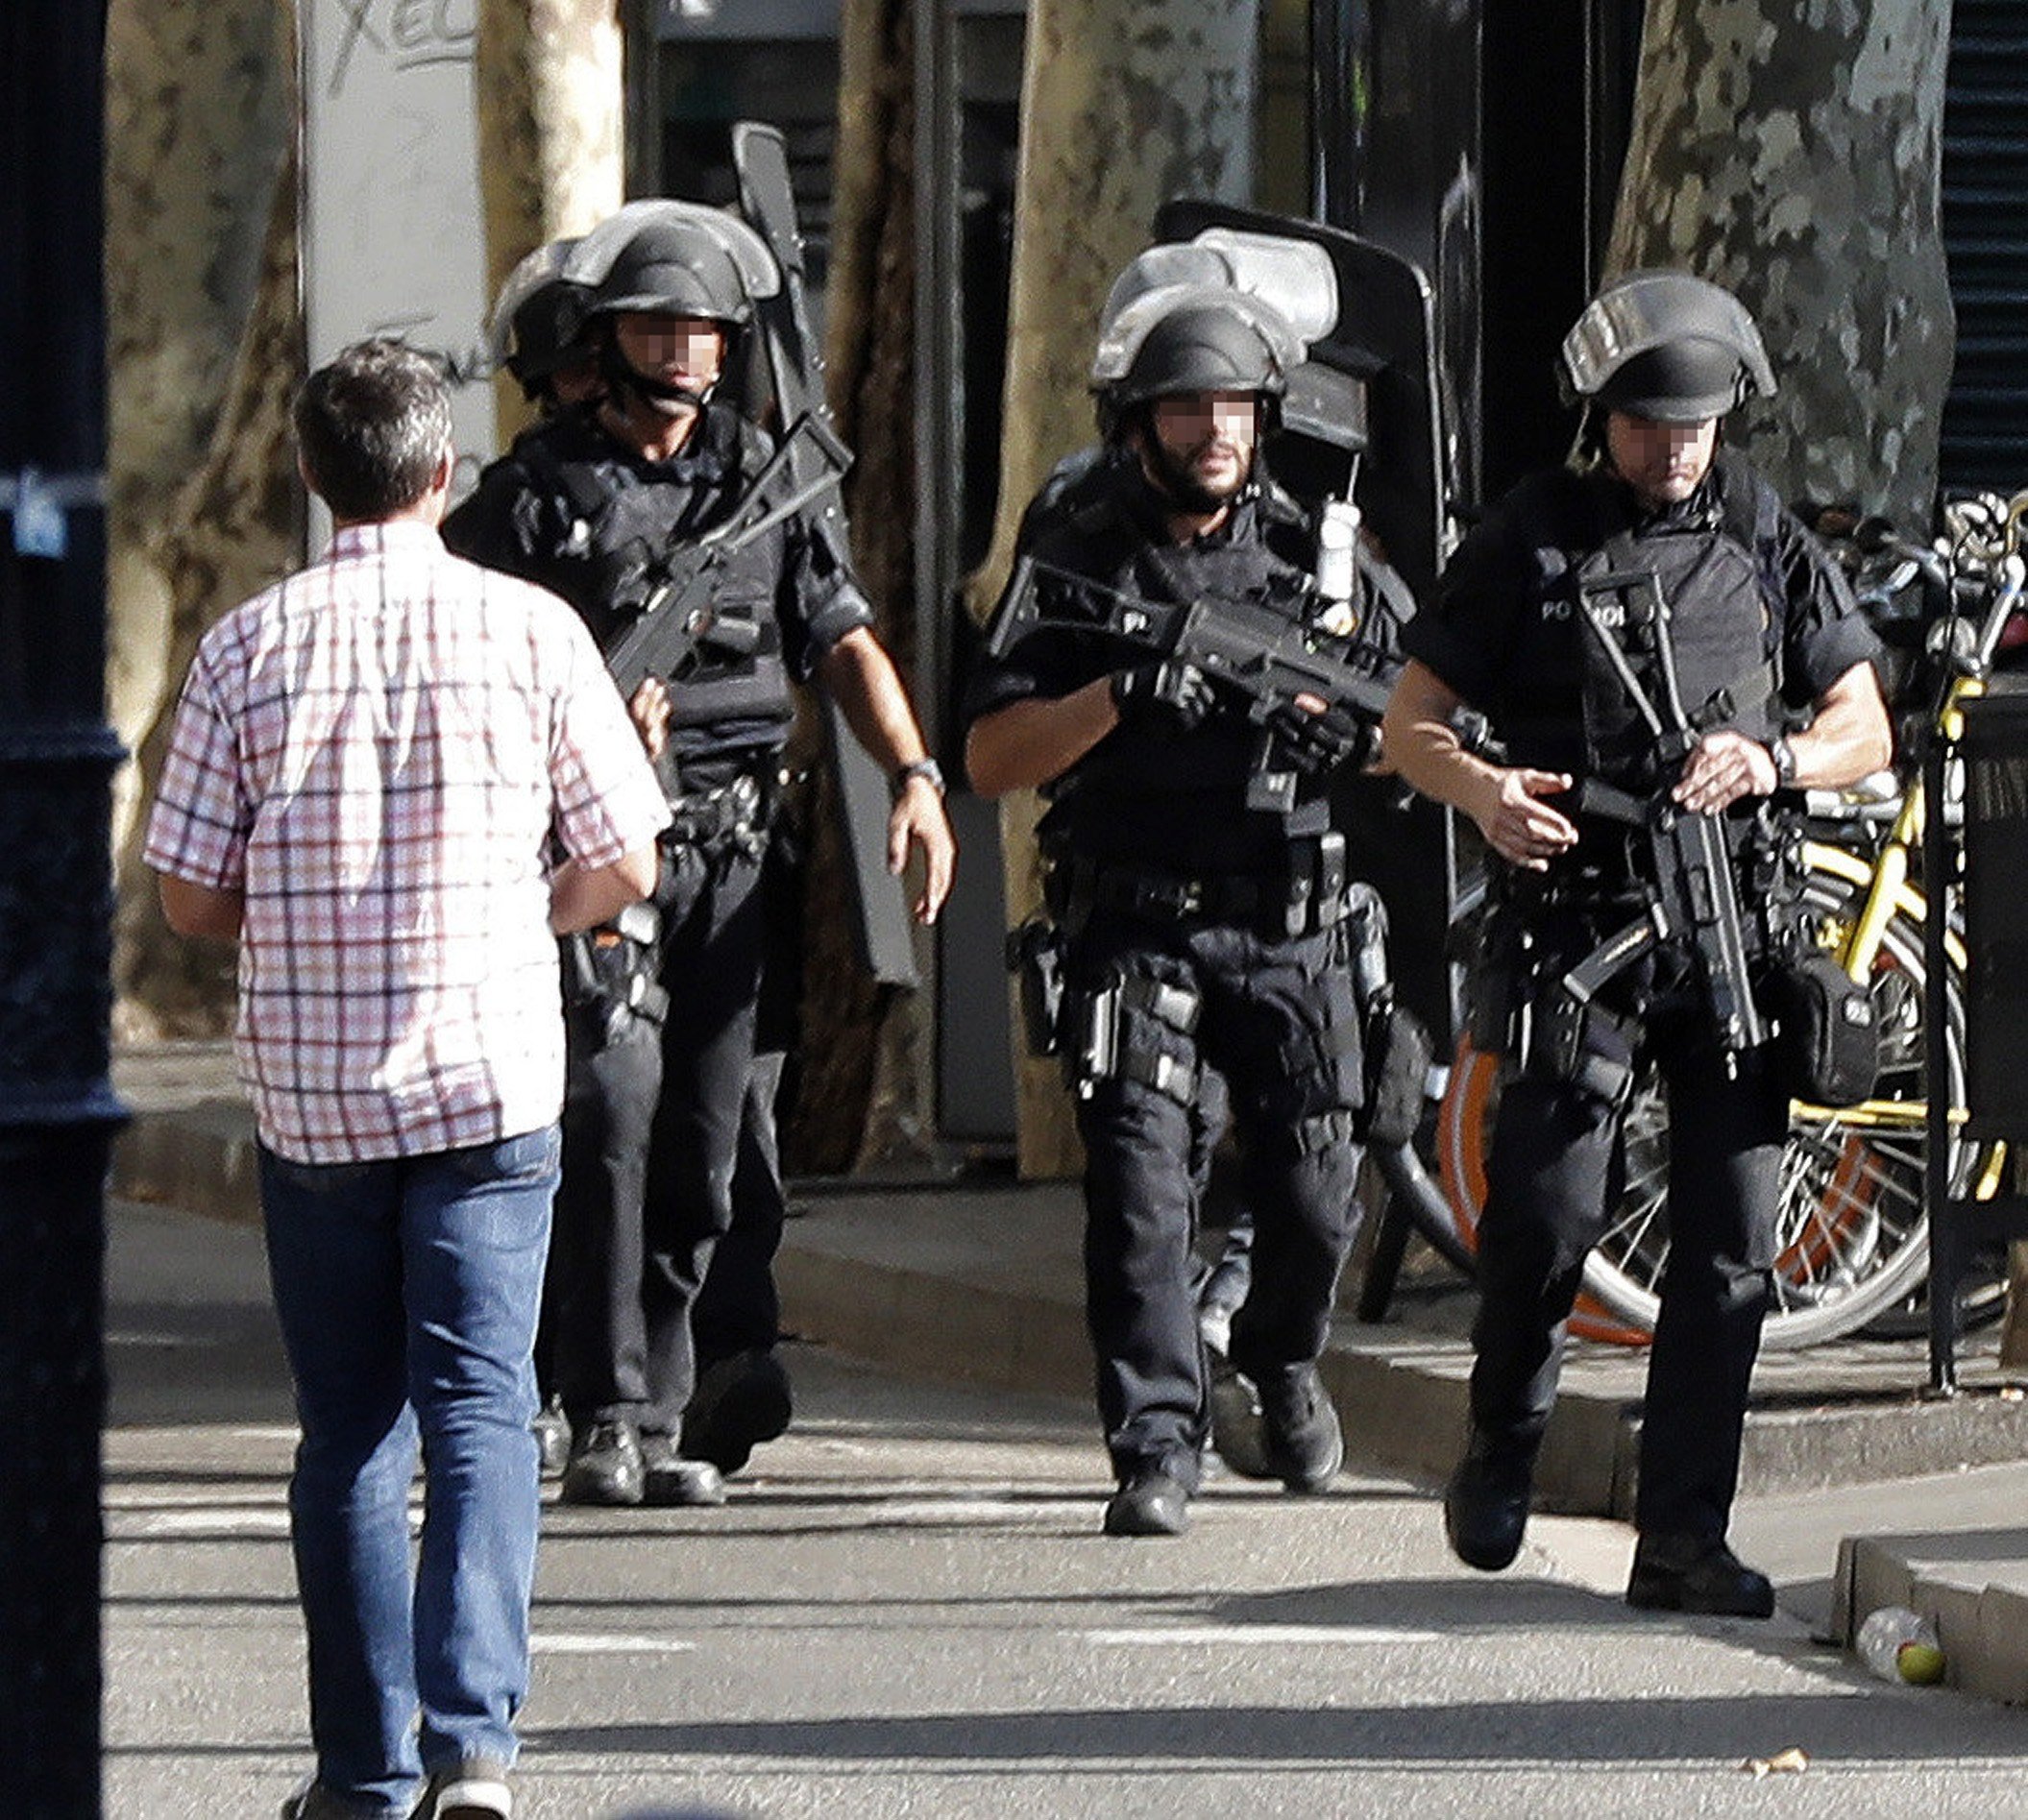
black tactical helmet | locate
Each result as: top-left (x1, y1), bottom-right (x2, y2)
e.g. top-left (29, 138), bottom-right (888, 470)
top-left (1091, 289), bottom-right (1304, 449)
top-left (1559, 270), bottom-right (1776, 423)
top-left (559, 202), bottom-right (779, 411)
top-left (585, 215), bottom-right (752, 326)
top-left (486, 239), bottom-right (588, 396)
top-left (1112, 303), bottom-right (1289, 411)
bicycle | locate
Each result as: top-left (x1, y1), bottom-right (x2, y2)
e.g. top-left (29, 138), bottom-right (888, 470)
top-left (1424, 494), bottom-right (2027, 1349)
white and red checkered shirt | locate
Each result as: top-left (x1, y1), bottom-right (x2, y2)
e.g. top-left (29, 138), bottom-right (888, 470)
top-left (144, 521), bottom-right (670, 1164)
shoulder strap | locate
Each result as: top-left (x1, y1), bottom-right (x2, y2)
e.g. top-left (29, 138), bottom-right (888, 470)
top-left (1713, 451), bottom-right (1789, 634)
top-left (1356, 546), bottom-right (1421, 648)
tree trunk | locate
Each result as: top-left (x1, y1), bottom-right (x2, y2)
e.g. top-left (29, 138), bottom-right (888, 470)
top-left (1607, 0), bottom-right (1954, 530)
top-left (473, 0), bottom-right (623, 443)
top-left (106, 0), bottom-right (301, 1034)
top-left (787, 0), bottom-right (922, 1173)
top-left (971, 0), bottom-right (1259, 1177)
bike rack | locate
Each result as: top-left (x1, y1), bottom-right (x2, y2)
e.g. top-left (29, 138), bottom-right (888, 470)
top-left (1923, 681), bottom-right (2028, 1391)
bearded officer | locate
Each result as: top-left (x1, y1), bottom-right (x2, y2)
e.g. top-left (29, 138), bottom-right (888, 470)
top-left (965, 263), bottom-right (1388, 1538)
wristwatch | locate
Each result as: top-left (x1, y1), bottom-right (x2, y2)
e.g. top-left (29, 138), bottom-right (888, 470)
top-left (891, 757), bottom-right (945, 802)
top-left (1769, 736), bottom-right (1798, 790)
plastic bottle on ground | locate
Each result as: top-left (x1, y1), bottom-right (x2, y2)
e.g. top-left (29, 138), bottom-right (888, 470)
top-left (1856, 1605), bottom-right (1945, 1685)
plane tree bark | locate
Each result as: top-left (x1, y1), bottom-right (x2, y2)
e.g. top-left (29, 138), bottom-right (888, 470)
top-left (1606, 0), bottom-right (1954, 528)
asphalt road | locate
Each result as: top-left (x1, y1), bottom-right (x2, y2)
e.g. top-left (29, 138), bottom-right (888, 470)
top-left (104, 1200), bottom-right (2028, 1819)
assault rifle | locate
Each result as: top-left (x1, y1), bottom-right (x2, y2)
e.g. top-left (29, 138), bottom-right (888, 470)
top-left (986, 553), bottom-right (1400, 813)
top-left (601, 411), bottom-right (851, 700)
top-left (1560, 567), bottom-right (1768, 1068)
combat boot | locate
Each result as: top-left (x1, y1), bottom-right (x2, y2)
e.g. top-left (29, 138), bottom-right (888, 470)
top-left (1258, 1363), bottom-right (1343, 1494)
top-left (559, 1420), bottom-right (644, 1507)
top-left (639, 1432), bottom-right (728, 1507)
top-left (682, 1347), bottom-right (794, 1475)
top-left (1102, 1465), bottom-right (1190, 1538)
top-left (1443, 1428), bottom-right (1534, 1571)
top-left (1207, 1360), bottom-right (1274, 1481)
top-left (531, 1394), bottom-right (570, 1479)
top-left (1625, 1533), bottom-right (1775, 1618)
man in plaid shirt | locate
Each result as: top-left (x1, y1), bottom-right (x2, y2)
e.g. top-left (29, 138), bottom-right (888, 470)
top-left (145, 340), bottom-right (668, 1820)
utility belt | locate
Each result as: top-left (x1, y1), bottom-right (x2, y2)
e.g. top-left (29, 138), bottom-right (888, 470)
top-left (1004, 923), bottom-right (1203, 1108)
top-left (1460, 893), bottom-right (1657, 1112)
top-left (1460, 812), bottom-right (1814, 1110)
top-left (1008, 855), bottom-right (1426, 1140)
top-left (662, 761), bottom-right (779, 858)
top-left (1043, 832), bottom-right (1352, 942)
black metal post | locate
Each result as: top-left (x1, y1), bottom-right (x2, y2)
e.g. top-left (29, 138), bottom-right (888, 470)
top-left (1923, 713), bottom-right (1958, 1393)
top-left (1, 3), bottom-right (123, 1813)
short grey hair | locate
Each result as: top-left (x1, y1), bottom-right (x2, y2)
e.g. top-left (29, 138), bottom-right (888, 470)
top-left (292, 339), bottom-right (453, 522)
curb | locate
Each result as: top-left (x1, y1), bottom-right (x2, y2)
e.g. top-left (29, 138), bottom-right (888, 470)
top-left (1837, 1531), bottom-right (2028, 1705)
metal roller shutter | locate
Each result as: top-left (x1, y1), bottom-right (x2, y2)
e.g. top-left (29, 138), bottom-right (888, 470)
top-left (1941, 1), bottom-right (2028, 495)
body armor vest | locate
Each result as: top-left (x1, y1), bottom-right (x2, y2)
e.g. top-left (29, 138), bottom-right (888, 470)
top-left (522, 409), bottom-right (797, 736)
top-left (1576, 520), bottom-right (1779, 796)
top-left (1496, 457), bottom-right (1785, 797)
top-left (1029, 475), bottom-right (1335, 871)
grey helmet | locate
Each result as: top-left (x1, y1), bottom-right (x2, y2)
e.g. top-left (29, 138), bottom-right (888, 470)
top-left (486, 237), bottom-right (588, 397)
top-left (1092, 231), bottom-right (1332, 426)
top-left (563, 200), bottom-right (780, 328)
top-left (1559, 270), bottom-right (1776, 423)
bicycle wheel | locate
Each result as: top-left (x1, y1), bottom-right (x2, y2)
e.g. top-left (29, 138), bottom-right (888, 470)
top-left (1374, 1134), bottom-right (1478, 1278)
top-left (1434, 858), bottom-right (2004, 1349)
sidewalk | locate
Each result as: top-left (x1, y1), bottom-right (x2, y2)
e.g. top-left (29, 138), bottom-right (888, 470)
top-left (109, 1040), bottom-right (2028, 1705)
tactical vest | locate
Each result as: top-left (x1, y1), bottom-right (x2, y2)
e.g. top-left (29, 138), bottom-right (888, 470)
top-left (1032, 478), bottom-right (1335, 868)
top-left (519, 409), bottom-right (796, 736)
top-left (1498, 454), bottom-right (1786, 796)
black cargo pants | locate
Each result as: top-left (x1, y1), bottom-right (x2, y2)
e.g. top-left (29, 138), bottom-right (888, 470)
top-left (1471, 989), bottom-right (1786, 1542)
top-left (554, 832), bottom-right (769, 1440)
top-left (1064, 904), bottom-right (1366, 1490)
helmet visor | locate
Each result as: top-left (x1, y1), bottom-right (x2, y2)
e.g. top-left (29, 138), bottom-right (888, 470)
top-left (563, 200), bottom-right (780, 311)
top-left (1560, 270), bottom-right (1775, 410)
top-left (1093, 283), bottom-right (1307, 394)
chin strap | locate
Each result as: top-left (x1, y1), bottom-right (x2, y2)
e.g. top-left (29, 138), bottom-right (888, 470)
top-left (598, 335), bottom-right (713, 416)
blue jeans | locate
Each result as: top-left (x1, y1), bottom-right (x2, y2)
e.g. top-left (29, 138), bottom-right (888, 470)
top-left (259, 1126), bottom-right (559, 1812)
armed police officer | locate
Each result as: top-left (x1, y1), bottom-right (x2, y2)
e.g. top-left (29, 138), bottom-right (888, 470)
top-left (965, 264), bottom-right (1387, 1539)
top-left (490, 236), bottom-right (602, 416)
top-left (478, 228), bottom-right (823, 1490)
top-left (1382, 271), bottom-right (1892, 1614)
top-left (446, 203), bottom-right (955, 1509)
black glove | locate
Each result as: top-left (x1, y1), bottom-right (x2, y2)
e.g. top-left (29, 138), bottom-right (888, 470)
top-left (1111, 659), bottom-right (1216, 732)
top-left (1265, 699), bottom-right (1370, 777)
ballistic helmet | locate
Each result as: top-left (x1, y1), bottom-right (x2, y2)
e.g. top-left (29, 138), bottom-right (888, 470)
top-left (564, 200), bottom-right (780, 328)
top-left (486, 238), bottom-right (588, 396)
top-left (1093, 233), bottom-right (1330, 422)
top-left (1559, 270), bottom-right (1775, 423)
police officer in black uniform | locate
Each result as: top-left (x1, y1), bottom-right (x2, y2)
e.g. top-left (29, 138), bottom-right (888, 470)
top-left (965, 271), bottom-right (1383, 1539)
top-left (478, 237), bottom-right (604, 1480)
top-left (1382, 271), bottom-right (1892, 1614)
top-left (489, 235), bottom-right (602, 416)
top-left (480, 231), bottom-right (825, 1489)
top-left (446, 203), bottom-right (955, 1509)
